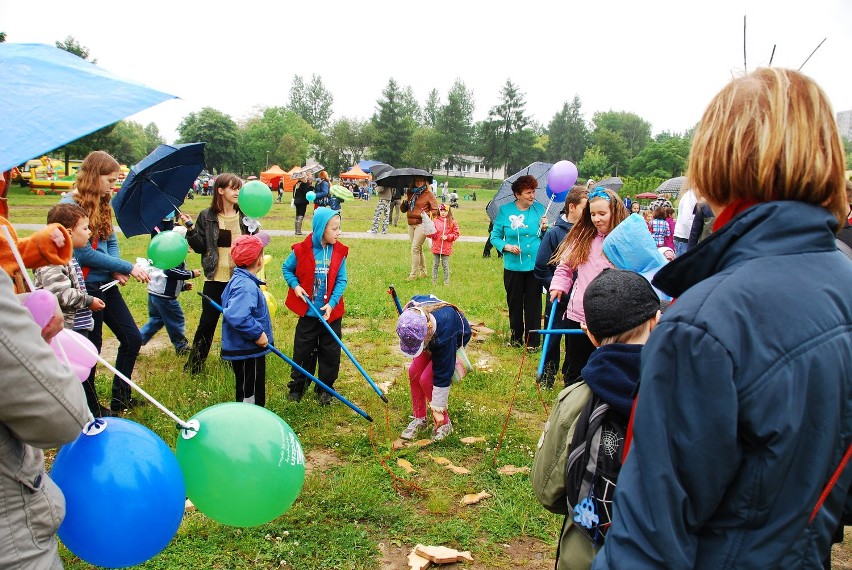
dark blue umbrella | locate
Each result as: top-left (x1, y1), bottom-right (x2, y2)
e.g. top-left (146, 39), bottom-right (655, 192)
top-left (0, 43), bottom-right (176, 173)
top-left (112, 143), bottom-right (206, 237)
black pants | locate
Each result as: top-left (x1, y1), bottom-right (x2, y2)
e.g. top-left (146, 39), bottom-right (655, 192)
top-left (503, 269), bottom-right (542, 348)
top-left (541, 296), bottom-right (570, 382)
top-left (295, 203), bottom-right (308, 217)
top-left (483, 221), bottom-right (501, 257)
top-left (564, 317), bottom-right (596, 386)
top-left (288, 316), bottom-right (342, 395)
top-left (186, 280), bottom-right (227, 374)
top-left (231, 356), bottom-right (266, 407)
top-left (84, 282), bottom-right (143, 410)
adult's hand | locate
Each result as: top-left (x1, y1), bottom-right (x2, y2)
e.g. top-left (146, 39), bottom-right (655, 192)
top-left (112, 272), bottom-right (130, 286)
top-left (49, 227), bottom-right (66, 248)
top-left (130, 265), bottom-right (150, 283)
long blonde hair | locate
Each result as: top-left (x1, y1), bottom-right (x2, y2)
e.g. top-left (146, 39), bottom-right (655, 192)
top-left (550, 189), bottom-right (628, 268)
top-left (688, 68), bottom-right (846, 227)
top-left (72, 150), bottom-right (121, 239)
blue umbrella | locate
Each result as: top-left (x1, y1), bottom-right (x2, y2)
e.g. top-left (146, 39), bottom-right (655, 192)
top-left (112, 143), bottom-right (206, 237)
top-left (0, 43), bottom-right (176, 173)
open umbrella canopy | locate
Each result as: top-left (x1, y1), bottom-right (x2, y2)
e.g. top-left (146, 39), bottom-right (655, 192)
top-left (290, 163), bottom-right (324, 180)
top-left (374, 167), bottom-right (433, 189)
top-left (635, 192), bottom-right (659, 200)
top-left (368, 163), bottom-right (393, 179)
top-left (0, 43), bottom-right (176, 173)
top-left (486, 161), bottom-right (565, 224)
top-left (357, 160), bottom-right (384, 173)
top-left (655, 176), bottom-right (686, 196)
top-left (112, 143), bottom-right (206, 237)
top-left (593, 177), bottom-right (624, 191)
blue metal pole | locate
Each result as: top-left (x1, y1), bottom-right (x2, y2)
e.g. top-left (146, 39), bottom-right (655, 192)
top-left (537, 302), bottom-right (558, 381)
top-left (197, 292), bottom-right (373, 421)
top-left (301, 296), bottom-right (389, 403)
top-left (387, 285), bottom-right (403, 315)
top-left (529, 329), bottom-right (587, 335)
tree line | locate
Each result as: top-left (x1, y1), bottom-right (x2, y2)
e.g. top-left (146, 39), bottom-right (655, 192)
top-left (40, 36), bottom-right (852, 179)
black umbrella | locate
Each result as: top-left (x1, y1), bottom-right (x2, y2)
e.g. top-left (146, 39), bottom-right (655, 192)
top-left (369, 163), bottom-right (394, 179)
top-left (594, 177), bottom-right (624, 191)
top-left (654, 176), bottom-right (686, 196)
top-left (374, 167), bottom-right (433, 189)
top-left (486, 162), bottom-right (563, 224)
top-left (112, 142), bottom-right (206, 237)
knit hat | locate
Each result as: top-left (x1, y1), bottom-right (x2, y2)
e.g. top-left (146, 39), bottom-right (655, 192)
top-left (396, 308), bottom-right (428, 357)
top-left (230, 231), bottom-right (270, 267)
top-left (583, 269), bottom-right (660, 340)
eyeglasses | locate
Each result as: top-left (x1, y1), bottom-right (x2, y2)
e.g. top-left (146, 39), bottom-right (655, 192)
top-left (587, 187), bottom-right (611, 202)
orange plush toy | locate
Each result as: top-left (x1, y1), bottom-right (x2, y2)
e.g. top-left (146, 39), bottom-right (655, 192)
top-left (0, 216), bottom-right (72, 293)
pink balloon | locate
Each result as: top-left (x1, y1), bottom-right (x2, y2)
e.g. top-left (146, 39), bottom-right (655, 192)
top-left (23, 289), bottom-right (58, 328)
top-left (52, 330), bottom-right (98, 369)
top-left (547, 161), bottom-right (579, 193)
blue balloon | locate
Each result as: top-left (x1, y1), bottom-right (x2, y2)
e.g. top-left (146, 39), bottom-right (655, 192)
top-left (51, 418), bottom-right (185, 568)
top-left (545, 184), bottom-right (570, 202)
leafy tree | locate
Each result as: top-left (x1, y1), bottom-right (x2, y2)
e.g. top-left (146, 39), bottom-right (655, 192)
top-left (592, 128), bottom-right (628, 176)
top-left (591, 111), bottom-right (651, 162)
top-left (240, 107), bottom-right (317, 175)
top-left (55, 35), bottom-right (96, 63)
top-left (400, 85), bottom-right (421, 125)
top-left (371, 78), bottom-right (416, 166)
top-left (422, 89), bottom-right (441, 128)
top-left (578, 146), bottom-right (610, 179)
top-left (0, 32), bottom-right (7, 42)
top-left (546, 95), bottom-right (589, 163)
top-left (480, 79), bottom-right (537, 174)
top-left (402, 127), bottom-right (444, 170)
top-left (629, 135), bottom-right (690, 179)
top-left (176, 107), bottom-right (240, 174)
top-left (318, 117), bottom-right (376, 175)
top-left (437, 79), bottom-right (475, 175)
top-left (143, 123), bottom-right (164, 154)
top-left (287, 74), bottom-right (334, 133)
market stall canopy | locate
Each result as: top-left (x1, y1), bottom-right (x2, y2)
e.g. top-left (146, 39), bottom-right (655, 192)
top-left (260, 165), bottom-right (287, 188)
top-left (339, 164), bottom-right (371, 180)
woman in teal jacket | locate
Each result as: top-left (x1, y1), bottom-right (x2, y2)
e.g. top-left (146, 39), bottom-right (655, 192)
top-left (594, 69), bottom-right (852, 569)
top-left (490, 175), bottom-right (548, 349)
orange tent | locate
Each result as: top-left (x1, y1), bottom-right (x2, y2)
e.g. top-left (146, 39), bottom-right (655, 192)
top-left (339, 164), bottom-right (371, 180)
top-left (260, 165), bottom-right (300, 192)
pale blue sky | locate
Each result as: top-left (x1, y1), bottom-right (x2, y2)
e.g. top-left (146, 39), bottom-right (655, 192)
top-left (2, 0), bottom-right (850, 142)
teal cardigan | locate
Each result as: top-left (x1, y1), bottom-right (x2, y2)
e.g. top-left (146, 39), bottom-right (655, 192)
top-left (489, 201), bottom-right (546, 272)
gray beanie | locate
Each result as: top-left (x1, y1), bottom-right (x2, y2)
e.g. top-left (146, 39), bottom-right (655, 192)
top-left (583, 269), bottom-right (660, 340)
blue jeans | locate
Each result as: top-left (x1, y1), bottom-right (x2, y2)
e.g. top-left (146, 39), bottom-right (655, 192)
top-left (674, 238), bottom-right (689, 258)
top-left (140, 294), bottom-right (189, 353)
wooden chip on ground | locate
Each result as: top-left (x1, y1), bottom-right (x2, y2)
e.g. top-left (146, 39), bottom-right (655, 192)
top-left (392, 439), bottom-right (408, 450)
top-left (415, 544), bottom-right (474, 564)
top-left (377, 381), bottom-right (392, 394)
top-left (461, 491), bottom-right (492, 505)
top-left (498, 465), bottom-right (530, 476)
top-left (430, 455), bottom-right (451, 465)
top-left (397, 458), bottom-right (416, 474)
top-left (460, 436), bottom-right (486, 444)
top-left (445, 464), bottom-right (469, 475)
top-left (408, 548), bottom-right (432, 570)
top-left (409, 438), bottom-right (434, 448)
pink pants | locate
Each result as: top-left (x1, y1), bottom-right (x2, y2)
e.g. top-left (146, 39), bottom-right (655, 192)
top-left (408, 352), bottom-right (433, 418)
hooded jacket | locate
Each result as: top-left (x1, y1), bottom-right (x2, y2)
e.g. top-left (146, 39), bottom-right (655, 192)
top-left (220, 267), bottom-right (273, 360)
top-left (593, 202), bottom-right (852, 569)
top-left (429, 215), bottom-right (460, 256)
top-left (282, 208), bottom-right (348, 321)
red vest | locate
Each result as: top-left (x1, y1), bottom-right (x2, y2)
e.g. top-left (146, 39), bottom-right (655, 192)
top-left (284, 235), bottom-right (348, 321)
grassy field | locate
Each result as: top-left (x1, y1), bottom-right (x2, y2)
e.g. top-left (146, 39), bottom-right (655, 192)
top-left (9, 186), bottom-right (851, 569)
top-left (9, 186), bottom-right (566, 569)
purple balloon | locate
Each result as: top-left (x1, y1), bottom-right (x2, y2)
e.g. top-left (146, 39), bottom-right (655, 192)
top-left (545, 184), bottom-right (570, 202)
top-left (548, 161), bottom-right (579, 193)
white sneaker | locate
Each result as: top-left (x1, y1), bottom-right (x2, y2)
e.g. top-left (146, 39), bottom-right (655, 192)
top-left (401, 417), bottom-right (428, 440)
top-left (367, 229), bottom-right (378, 234)
top-left (432, 421), bottom-right (454, 442)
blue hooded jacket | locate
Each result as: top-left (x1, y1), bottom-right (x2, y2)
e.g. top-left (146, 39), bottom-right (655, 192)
top-left (594, 202), bottom-right (852, 569)
top-left (220, 267), bottom-right (273, 360)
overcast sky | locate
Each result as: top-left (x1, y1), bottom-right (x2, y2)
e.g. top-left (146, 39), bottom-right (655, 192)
top-left (2, 0), bottom-right (850, 144)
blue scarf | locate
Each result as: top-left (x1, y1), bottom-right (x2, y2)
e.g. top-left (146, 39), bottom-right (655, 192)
top-left (407, 185), bottom-right (427, 211)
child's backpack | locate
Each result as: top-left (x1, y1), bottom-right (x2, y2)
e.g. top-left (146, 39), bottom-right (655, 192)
top-left (565, 394), bottom-right (629, 546)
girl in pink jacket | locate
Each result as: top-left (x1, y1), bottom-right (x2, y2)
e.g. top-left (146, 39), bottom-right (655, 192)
top-left (430, 204), bottom-right (460, 285)
top-left (548, 188), bottom-right (629, 385)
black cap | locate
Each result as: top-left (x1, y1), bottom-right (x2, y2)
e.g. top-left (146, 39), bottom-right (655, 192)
top-left (583, 269), bottom-right (660, 340)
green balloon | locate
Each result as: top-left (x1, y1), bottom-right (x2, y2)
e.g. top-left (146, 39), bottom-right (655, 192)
top-left (238, 180), bottom-right (273, 218)
top-left (175, 403), bottom-right (305, 527)
top-left (147, 231), bottom-right (188, 269)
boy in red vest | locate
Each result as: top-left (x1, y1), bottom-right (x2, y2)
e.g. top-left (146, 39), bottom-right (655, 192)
top-left (282, 207), bottom-right (348, 405)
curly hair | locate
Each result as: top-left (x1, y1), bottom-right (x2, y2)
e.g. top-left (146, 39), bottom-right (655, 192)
top-left (46, 203), bottom-right (88, 230)
top-left (511, 175), bottom-right (538, 196)
top-left (549, 188), bottom-right (629, 268)
top-left (72, 151), bottom-right (121, 239)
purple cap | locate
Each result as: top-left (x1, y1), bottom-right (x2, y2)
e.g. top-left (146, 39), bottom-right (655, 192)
top-left (396, 308), bottom-right (427, 357)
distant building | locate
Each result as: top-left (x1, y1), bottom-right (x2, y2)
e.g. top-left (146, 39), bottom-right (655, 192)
top-left (434, 156), bottom-right (506, 181)
top-left (837, 110), bottom-right (852, 140)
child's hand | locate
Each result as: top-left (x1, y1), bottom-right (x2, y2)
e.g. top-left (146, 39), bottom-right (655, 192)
top-left (130, 265), bottom-right (150, 283)
top-left (90, 298), bottom-right (105, 311)
top-left (294, 285), bottom-right (307, 302)
top-left (319, 304), bottom-right (332, 321)
top-left (184, 282), bottom-right (194, 291)
top-left (192, 270), bottom-right (201, 278)
top-left (49, 227), bottom-right (66, 248)
top-left (255, 332), bottom-right (269, 347)
top-left (549, 289), bottom-right (563, 303)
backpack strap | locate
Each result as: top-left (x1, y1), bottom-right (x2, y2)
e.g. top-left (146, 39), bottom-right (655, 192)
top-left (837, 238), bottom-right (852, 260)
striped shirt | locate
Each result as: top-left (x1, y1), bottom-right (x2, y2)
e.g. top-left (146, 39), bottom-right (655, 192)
top-left (70, 258), bottom-right (94, 331)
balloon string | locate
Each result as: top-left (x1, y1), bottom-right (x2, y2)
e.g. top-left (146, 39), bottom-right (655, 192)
top-left (61, 329), bottom-right (193, 430)
top-left (1, 225), bottom-right (36, 291)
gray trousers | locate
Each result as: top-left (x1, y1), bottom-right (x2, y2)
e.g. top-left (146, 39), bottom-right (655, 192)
top-left (432, 253), bottom-right (450, 283)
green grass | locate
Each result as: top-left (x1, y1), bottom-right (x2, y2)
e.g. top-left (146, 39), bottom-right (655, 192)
top-left (7, 186), bottom-right (563, 569)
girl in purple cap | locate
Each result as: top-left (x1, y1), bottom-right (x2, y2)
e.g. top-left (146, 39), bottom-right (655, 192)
top-left (396, 295), bottom-right (471, 442)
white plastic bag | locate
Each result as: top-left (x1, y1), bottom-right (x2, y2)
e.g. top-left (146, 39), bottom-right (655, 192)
top-left (421, 212), bottom-right (437, 235)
